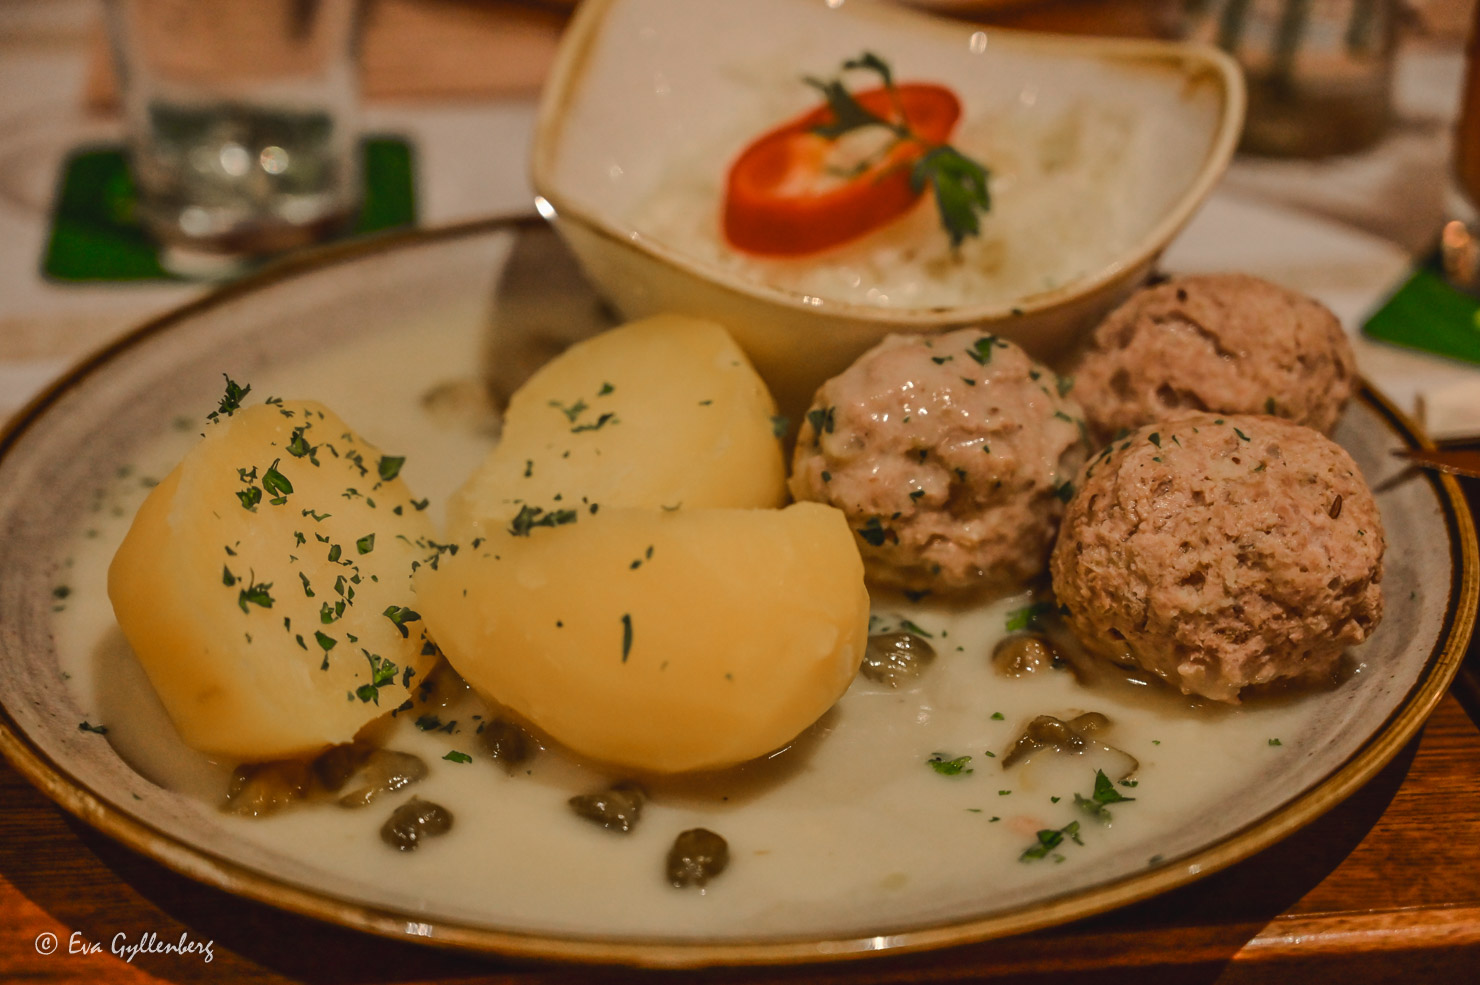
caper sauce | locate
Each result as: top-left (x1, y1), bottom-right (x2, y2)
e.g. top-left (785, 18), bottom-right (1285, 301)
top-left (666, 828), bottom-right (729, 889)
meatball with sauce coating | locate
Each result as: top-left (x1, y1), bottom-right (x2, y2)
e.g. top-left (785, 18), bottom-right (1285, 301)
top-left (790, 330), bottom-right (1086, 595)
top-left (1050, 413), bottom-right (1384, 702)
top-left (1070, 274), bottom-right (1356, 446)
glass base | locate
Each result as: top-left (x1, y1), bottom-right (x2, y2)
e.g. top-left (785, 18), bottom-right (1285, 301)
top-left (157, 245), bottom-right (259, 281)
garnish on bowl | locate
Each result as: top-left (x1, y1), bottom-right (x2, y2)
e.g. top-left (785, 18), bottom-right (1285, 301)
top-left (723, 52), bottom-right (991, 256)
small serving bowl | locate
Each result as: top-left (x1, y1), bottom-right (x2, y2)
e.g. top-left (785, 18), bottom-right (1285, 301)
top-left (532, 0), bottom-right (1244, 415)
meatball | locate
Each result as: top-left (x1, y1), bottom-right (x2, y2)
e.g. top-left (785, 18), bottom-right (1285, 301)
top-left (790, 330), bottom-right (1086, 596)
top-left (1070, 274), bottom-right (1356, 446)
top-left (1050, 413), bottom-right (1384, 702)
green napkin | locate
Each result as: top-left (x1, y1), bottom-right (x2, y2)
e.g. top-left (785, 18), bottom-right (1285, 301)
top-left (1363, 252), bottom-right (1480, 365)
top-left (42, 137), bottom-right (416, 282)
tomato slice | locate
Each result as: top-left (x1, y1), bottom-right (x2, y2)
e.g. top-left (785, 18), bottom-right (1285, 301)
top-left (723, 83), bottom-right (961, 257)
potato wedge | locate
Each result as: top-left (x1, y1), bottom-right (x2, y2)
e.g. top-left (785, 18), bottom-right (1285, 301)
top-left (109, 398), bottom-right (442, 761)
top-left (417, 502), bottom-right (868, 773)
top-left (447, 315), bottom-right (787, 541)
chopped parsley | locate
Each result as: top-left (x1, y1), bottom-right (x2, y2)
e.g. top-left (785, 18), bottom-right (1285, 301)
top-left (771, 415), bottom-right (790, 438)
top-left (967, 335), bottom-right (1006, 365)
top-left (261, 459), bottom-right (293, 504)
top-left (1020, 821), bottom-right (1082, 861)
top-left (621, 613), bottom-right (633, 662)
top-left (857, 516), bottom-right (891, 546)
top-left (571, 412), bottom-right (618, 433)
top-left (237, 579), bottom-right (274, 613)
top-left (377, 455), bottom-right (406, 481)
top-left (354, 650), bottom-right (399, 704)
top-left (286, 428), bottom-right (313, 459)
top-left (807, 406), bottom-right (837, 435)
top-left (508, 504), bottom-right (578, 537)
top-left (78, 721), bottom-right (109, 735)
top-left (927, 753), bottom-right (973, 776)
top-left (1074, 769), bottom-right (1135, 823)
top-left (383, 605), bottom-right (421, 639)
top-left (207, 375), bottom-right (251, 422)
top-left (803, 52), bottom-right (992, 248)
top-left (898, 618), bottom-right (933, 638)
top-left (1005, 601), bottom-right (1054, 633)
top-left (549, 398), bottom-right (587, 423)
top-left (443, 750), bottom-right (473, 764)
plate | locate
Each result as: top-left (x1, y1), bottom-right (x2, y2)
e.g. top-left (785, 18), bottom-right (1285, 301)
top-left (0, 216), bottom-right (1473, 967)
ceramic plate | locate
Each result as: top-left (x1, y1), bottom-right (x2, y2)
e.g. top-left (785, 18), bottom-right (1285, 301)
top-left (0, 218), bottom-right (1473, 967)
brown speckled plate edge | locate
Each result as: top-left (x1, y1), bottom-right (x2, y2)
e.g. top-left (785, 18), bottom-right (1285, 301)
top-left (0, 219), bottom-right (1473, 969)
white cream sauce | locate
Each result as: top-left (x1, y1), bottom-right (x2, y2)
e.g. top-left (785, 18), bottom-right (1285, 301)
top-left (51, 315), bottom-right (1361, 939)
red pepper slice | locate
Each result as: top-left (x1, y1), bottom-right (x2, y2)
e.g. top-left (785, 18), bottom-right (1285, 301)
top-left (723, 83), bottom-right (962, 257)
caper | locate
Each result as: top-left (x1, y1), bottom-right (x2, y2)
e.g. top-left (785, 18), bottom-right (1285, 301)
top-left (666, 828), bottom-right (729, 888)
top-left (1001, 712), bottom-right (1136, 773)
top-left (480, 717), bottom-right (536, 772)
top-left (1069, 712), bottom-right (1109, 734)
top-left (861, 632), bottom-right (936, 686)
top-left (992, 634), bottom-right (1062, 677)
top-left (413, 659), bottom-right (468, 709)
top-left (380, 797), bottom-right (454, 852)
top-left (569, 780), bottom-right (646, 833)
top-left (1003, 713), bottom-right (1101, 767)
top-left (338, 750), bottom-right (429, 808)
top-left (311, 741), bottom-right (374, 793)
top-left (223, 760), bottom-right (314, 817)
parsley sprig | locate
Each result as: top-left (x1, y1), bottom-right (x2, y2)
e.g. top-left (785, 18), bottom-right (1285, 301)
top-left (1075, 768), bottom-right (1136, 822)
top-left (803, 52), bottom-right (991, 248)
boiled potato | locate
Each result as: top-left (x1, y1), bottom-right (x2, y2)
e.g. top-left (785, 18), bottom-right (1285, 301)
top-left (446, 315), bottom-right (787, 541)
top-left (109, 398), bottom-right (442, 761)
top-left (416, 503), bottom-right (868, 773)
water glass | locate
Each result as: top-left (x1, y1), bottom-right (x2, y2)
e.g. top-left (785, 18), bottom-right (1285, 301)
top-left (103, 0), bottom-right (365, 277)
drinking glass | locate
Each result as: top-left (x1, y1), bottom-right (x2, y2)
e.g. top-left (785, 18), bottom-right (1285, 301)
top-left (103, 0), bottom-right (364, 278)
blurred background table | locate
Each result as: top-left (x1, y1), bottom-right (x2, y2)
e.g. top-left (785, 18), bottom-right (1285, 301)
top-left (2, 0), bottom-right (1480, 981)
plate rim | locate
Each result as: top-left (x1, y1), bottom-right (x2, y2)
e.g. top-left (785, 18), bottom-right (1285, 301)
top-left (0, 217), bottom-right (1473, 969)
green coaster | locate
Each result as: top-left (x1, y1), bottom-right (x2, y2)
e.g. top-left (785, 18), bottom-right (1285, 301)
top-left (42, 137), bottom-right (416, 282)
top-left (1363, 252), bottom-right (1480, 366)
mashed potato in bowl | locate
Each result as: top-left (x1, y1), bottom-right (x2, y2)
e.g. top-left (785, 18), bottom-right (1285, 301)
top-left (633, 98), bottom-right (1150, 311)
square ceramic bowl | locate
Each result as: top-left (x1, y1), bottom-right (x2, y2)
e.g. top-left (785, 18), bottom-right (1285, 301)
top-left (531, 0), bottom-right (1244, 415)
